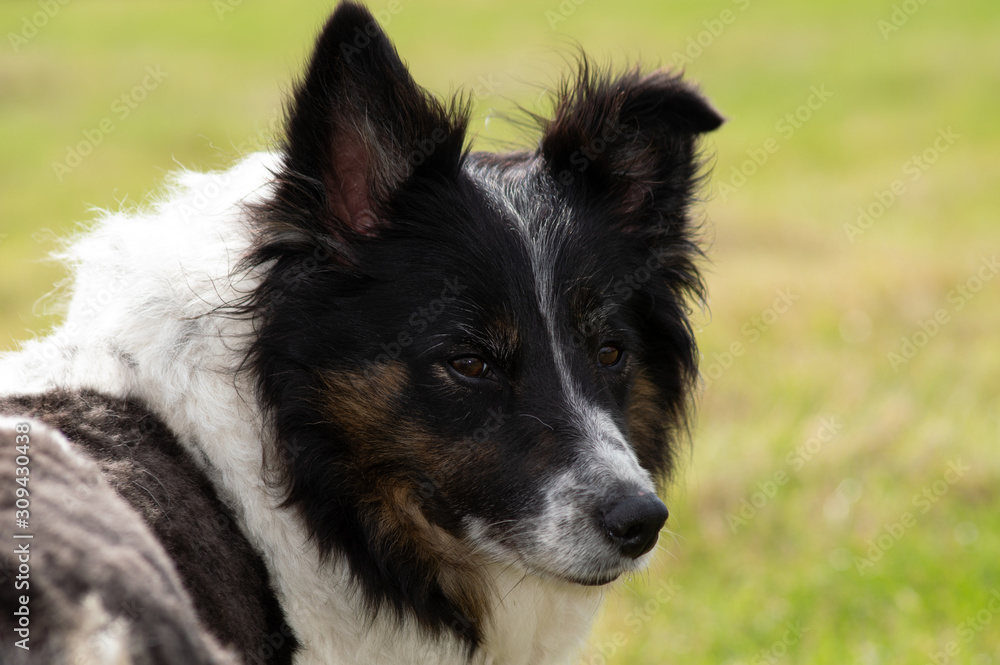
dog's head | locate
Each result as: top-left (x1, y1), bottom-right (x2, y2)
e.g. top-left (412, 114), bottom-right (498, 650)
top-left (243, 0), bottom-right (721, 651)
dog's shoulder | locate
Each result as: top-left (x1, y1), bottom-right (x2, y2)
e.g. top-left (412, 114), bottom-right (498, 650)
top-left (0, 391), bottom-right (297, 664)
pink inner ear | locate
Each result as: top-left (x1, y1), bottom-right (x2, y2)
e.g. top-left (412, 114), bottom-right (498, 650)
top-left (326, 134), bottom-right (379, 236)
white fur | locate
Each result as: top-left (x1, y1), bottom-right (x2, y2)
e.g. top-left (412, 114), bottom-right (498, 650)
top-left (471, 161), bottom-right (659, 580)
top-left (0, 153), bottom-right (600, 665)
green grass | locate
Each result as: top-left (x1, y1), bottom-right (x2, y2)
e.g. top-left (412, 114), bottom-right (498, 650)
top-left (2, 1), bottom-right (998, 663)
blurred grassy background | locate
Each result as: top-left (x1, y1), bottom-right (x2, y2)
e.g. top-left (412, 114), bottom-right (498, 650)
top-left (2, 1), bottom-right (998, 663)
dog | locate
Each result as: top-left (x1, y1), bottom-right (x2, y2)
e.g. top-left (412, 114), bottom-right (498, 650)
top-left (0, 3), bottom-right (721, 663)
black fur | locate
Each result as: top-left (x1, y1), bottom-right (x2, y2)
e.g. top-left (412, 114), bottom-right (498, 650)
top-left (0, 2), bottom-right (722, 661)
top-left (237, 1), bottom-right (722, 654)
top-left (0, 391), bottom-right (298, 664)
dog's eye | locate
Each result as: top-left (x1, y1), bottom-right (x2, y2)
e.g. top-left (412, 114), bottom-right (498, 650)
top-left (449, 355), bottom-right (492, 379)
top-left (597, 344), bottom-right (622, 368)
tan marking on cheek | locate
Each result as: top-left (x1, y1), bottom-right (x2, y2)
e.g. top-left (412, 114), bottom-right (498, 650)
top-left (322, 362), bottom-right (459, 484)
top-left (368, 482), bottom-right (493, 627)
top-left (626, 372), bottom-right (671, 476)
top-left (319, 362), bottom-right (409, 441)
top-left (322, 363), bottom-right (494, 622)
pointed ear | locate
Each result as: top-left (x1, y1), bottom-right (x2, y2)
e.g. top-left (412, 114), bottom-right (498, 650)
top-left (539, 63), bottom-right (723, 224)
top-left (276, 2), bottom-right (469, 238)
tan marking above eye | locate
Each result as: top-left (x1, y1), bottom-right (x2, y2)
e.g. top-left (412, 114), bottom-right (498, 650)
top-left (449, 355), bottom-right (491, 379)
top-left (597, 344), bottom-right (622, 367)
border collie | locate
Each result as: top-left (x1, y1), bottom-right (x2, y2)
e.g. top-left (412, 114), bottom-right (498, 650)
top-left (0, 3), bottom-right (721, 663)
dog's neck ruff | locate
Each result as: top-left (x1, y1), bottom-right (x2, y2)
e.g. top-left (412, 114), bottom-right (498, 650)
top-left (0, 152), bottom-right (601, 665)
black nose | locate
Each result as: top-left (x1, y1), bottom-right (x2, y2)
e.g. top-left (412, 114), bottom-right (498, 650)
top-left (601, 491), bottom-right (669, 559)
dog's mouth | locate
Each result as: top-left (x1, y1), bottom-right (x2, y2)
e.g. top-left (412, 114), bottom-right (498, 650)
top-left (567, 571), bottom-right (622, 587)
top-left (512, 553), bottom-right (637, 589)
top-left (463, 513), bottom-right (660, 589)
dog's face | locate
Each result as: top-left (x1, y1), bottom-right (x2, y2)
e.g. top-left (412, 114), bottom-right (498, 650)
top-left (244, 1), bottom-right (720, 650)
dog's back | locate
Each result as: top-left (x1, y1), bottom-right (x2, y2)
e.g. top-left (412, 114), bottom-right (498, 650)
top-left (0, 408), bottom-right (233, 665)
top-left (0, 392), bottom-right (297, 664)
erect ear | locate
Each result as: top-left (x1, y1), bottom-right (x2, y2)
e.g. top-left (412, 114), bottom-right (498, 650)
top-left (539, 63), bottom-right (723, 224)
top-left (276, 2), bottom-right (469, 238)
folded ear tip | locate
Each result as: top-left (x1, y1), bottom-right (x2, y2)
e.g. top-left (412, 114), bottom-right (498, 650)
top-left (692, 99), bottom-right (725, 133)
top-left (659, 77), bottom-right (724, 133)
top-left (636, 69), bottom-right (723, 133)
